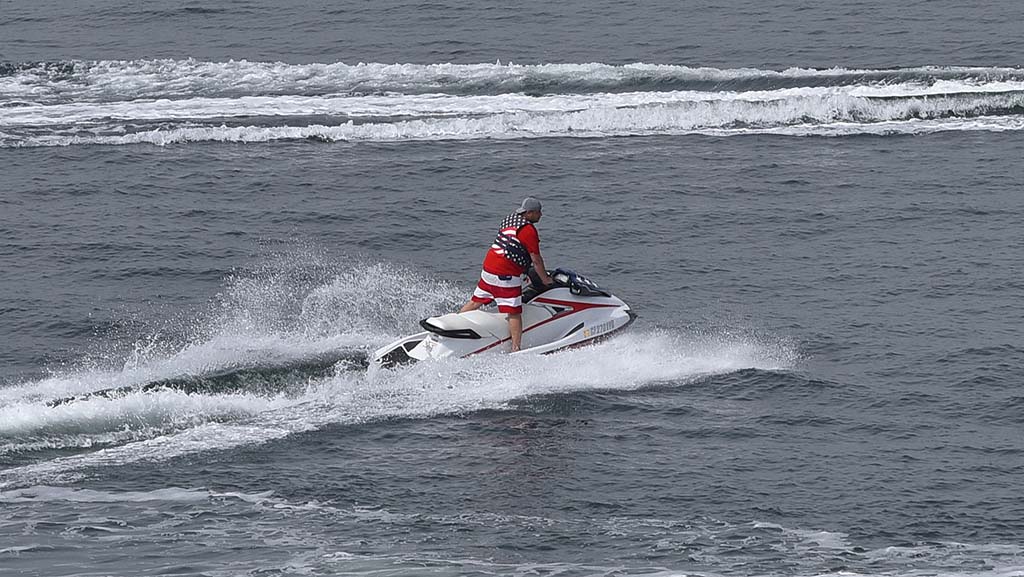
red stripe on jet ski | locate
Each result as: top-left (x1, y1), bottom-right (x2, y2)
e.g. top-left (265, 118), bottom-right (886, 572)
top-left (531, 298), bottom-right (620, 311)
top-left (467, 298), bottom-right (619, 356)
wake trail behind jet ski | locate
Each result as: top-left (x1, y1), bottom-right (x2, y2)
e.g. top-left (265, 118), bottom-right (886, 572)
top-left (44, 349), bottom-right (367, 407)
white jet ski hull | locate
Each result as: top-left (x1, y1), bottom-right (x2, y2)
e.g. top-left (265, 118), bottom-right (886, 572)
top-left (372, 270), bottom-right (635, 368)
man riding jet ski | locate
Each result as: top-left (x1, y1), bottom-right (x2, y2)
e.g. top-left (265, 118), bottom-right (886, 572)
top-left (459, 196), bottom-right (554, 352)
top-left (372, 268), bottom-right (635, 368)
top-left (372, 197), bottom-right (635, 369)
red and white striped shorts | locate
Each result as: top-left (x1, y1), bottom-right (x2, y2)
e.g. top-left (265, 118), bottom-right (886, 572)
top-left (471, 269), bottom-right (523, 314)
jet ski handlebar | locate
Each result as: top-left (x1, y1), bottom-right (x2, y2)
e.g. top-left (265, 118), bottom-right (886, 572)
top-left (528, 267), bottom-right (611, 298)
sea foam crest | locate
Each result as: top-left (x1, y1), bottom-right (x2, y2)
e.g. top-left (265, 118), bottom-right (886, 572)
top-left (2, 59), bottom-right (1024, 146)
top-left (3, 58), bottom-right (1024, 101)
top-left (4, 82), bottom-right (1024, 127)
top-left (9, 91), bottom-right (1024, 147)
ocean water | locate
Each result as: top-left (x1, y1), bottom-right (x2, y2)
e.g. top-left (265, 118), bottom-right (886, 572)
top-left (2, 1), bottom-right (1024, 576)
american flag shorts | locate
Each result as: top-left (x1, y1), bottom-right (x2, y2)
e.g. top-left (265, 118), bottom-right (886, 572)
top-left (471, 269), bottom-right (523, 314)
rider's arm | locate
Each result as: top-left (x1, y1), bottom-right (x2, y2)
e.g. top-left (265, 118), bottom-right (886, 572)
top-left (531, 252), bottom-right (553, 285)
top-left (519, 224), bottom-right (552, 284)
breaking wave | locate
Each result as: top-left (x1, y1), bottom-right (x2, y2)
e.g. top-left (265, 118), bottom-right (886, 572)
top-left (1, 59), bottom-right (1023, 147)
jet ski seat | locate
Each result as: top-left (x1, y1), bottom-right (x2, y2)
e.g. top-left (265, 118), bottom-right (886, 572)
top-left (420, 311), bottom-right (508, 339)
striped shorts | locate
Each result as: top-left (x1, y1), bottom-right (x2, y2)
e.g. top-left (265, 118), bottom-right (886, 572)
top-left (471, 269), bottom-right (523, 314)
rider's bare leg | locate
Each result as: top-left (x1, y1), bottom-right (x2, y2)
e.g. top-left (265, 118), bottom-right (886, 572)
top-left (508, 313), bottom-right (523, 352)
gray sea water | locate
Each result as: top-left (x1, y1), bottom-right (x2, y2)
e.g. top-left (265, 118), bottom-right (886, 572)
top-left (2, 1), bottom-right (1024, 576)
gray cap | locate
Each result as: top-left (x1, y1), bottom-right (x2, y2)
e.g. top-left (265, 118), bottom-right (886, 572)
top-left (515, 197), bottom-right (542, 214)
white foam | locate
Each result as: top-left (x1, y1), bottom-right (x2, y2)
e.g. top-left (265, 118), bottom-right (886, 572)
top-left (0, 485), bottom-right (273, 504)
top-left (0, 387), bottom-right (296, 437)
top-left (867, 542), bottom-right (1024, 561)
top-left (0, 258), bottom-right (459, 409)
top-left (4, 59), bottom-right (1024, 147)
top-left (722, 115), bottom-right (1024, 137)
top-left (8, 484), bottom-right (1019, 577)
top-left (0, 329), bottom-right (796, 488)
top-left (795, 570), bottom-right (1024, 577)
top-left (3, 59), bottom-right (1022, 102)
top-left (295, 261), bottom-right (464, 338)
top-left (3, 82), bottom-right (1024, 128)
top-left (0, 256), bottom-right (796, 486)
top-left (7, 91), bottom-right (1022, 148)
top-left (0, 332), bottom-right (362, 409)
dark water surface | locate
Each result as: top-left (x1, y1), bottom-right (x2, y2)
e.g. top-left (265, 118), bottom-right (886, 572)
top-left (4, 0), bottom-right (1024, 67)
top-left (2, 1), bottom-right (1023, 576)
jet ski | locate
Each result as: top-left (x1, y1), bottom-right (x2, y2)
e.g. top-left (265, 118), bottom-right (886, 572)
top-left (372, 269), bottom-right (636, 368)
